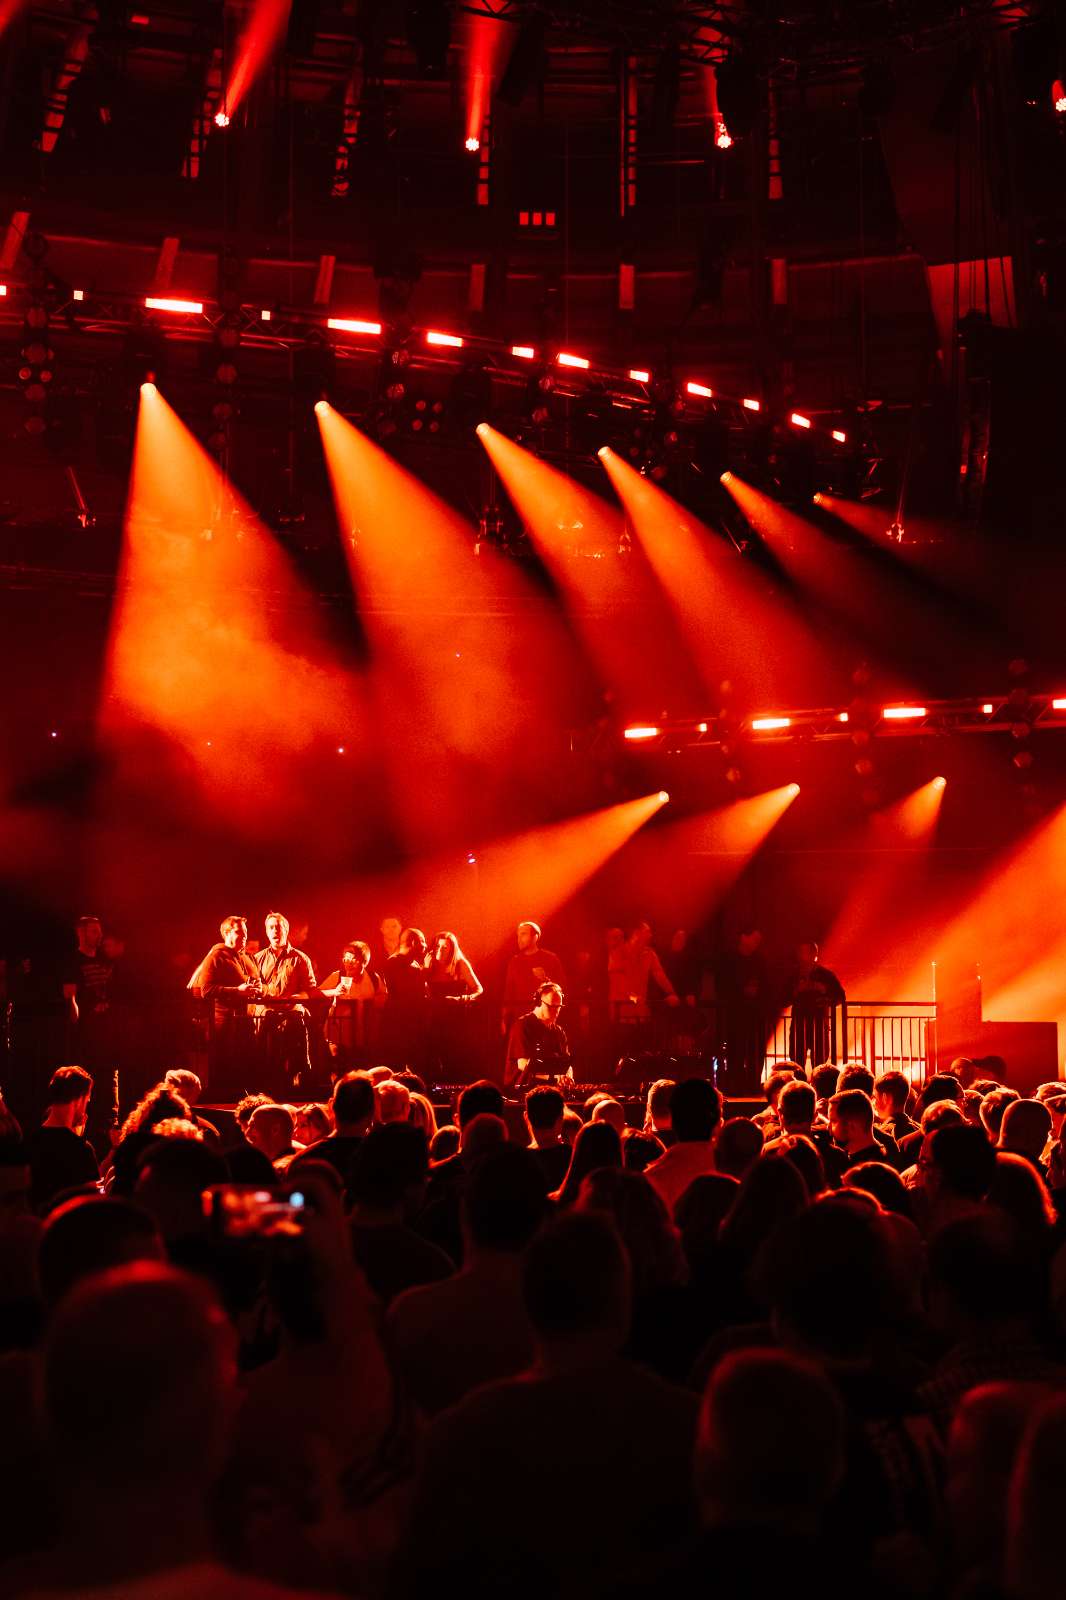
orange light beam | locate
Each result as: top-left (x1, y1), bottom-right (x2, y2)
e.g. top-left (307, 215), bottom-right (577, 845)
top-left (311, 792), bottom-right (670, 961)
top-left (720, 471), bottom-right (970, 686)
top-left (598, 446), bottom-right (843, 707)
top-left (615, 784), bottom-right (801, 927)
top-left (477, 424), bottom-right (703, 716)
top-left (826, 779), bottom-right (949, 991)
top-left (891, 799), bottom-right (1066, 1006)
top-left (814, 491), bottom-right (952, 553)
top-left (316, 405), bottom-right (576, 845)
top-left (223, 0), bottom-right (292, 119)
top-left (103, 383), bottom-right (360, 805)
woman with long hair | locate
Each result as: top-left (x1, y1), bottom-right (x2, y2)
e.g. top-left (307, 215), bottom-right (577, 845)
top-left (408, 1092), bottom-right (439, 1142)
top-left (108, 1083), bottom-right (193, 1194)
top-left (551, 1121), bottom-right (623, 1208)
top-left (426, 931), bottom-right (483, 1081)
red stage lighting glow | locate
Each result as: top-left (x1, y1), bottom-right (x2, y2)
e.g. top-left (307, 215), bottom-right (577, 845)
top-left (314, 400), bottom-right (330, 416)
top-left (511, 345), bottom-right (535, 359)
top-left (719, 470), bottom-right (732, 482)
top-left (715, 122), bottom-right (733, 150)
top-left (557, 352), bottom-right (590, 370)
top-left (788, 783), bottom-right (801, 795)
top-left (982, 703), bottom-right (994, 714)
top-left (933, 775), bottom-right (947, 789)
top-left (104, 383), bottom-right (357, 814)
top-left (223, 0), bottom-right (290, 120)
top-left (832, 429), bottom-right (847, 443)
top-left (751, 716), bottom-right (791, 731)
top-left (1054, 80), bottom-right (1066, 112)
top-left (882, 705), bottom-right (927, 721)
top-left (838, 712), bottom-right (850, 722)
top-left (742, 397), bottom-right (760, 411)
top-left (624, 725), bottom-right (661, 741)
top-left (686, 381), bottom-right (713, 398)
top-left (658, 791), bottom-right (670, 804)
top-left (462, 11), bottom-right (504, 161)
top-left (72, 289), bottom-right (84, 302)
top-left (628, 369), bottom-right (651, 383)
top-left (0, 285), bottom-right (7, 297)
top-left (145, 297), bottom-right (203, 315)
top-left (790, 412), bottom-right (812, 429)
top-left (425, 330), bottom-right (464, 348)
top-left (327, 317), bottom-right (382, 336)
top-left (214, 109), bottom-right (230, 128)
top-left (318, 408), bottom-right (577, 848)
top-left (1053, 698), bottom-right (1066, 710)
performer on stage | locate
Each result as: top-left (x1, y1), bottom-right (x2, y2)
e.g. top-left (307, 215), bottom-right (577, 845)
top-left (501, 921), bottom-right (565, 1035)
top-left (253, 911), bottom-right (317, 1091)
top-left (714, 927), bottom-right (771, 1094)
top-left (188, 916), bottom-right (262, 1096)
top-left (427, 931), bottom-right (482, 1080)
top-left (611, 921), bottom-right (679, 1022)
top-left (788, 939), bottom-right (846, 1069)
top-left (382, 927), bottom-right (429, 1069)
top-left (506, 982), bottom-right (572, 1089)
top-left (320, 940), bottom-right (387, 1070)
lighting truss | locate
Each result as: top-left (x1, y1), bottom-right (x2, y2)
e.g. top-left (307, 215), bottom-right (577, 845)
top-left (0, 280), bottom-right (851, 451)
top-left (617, 695), bottom-right (1066, 749)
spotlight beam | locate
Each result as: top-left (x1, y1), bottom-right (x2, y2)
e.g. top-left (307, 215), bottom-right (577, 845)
top-left (316, 405), bottom-right (577, 847)
top-left (224, 0), bottom-right (293, 119)
top-left (308, 793), bottom-right (669, 960)
top-left (826, 778), bottom-right (948, 987)
top-left (103, 383), bottom-right (362, 812)
top-left (476, 424), bottom-right (703, 715)
top-left (598, 446), bottom-right (843, 707)
top-left (614, 784), bottom-right (801, 927)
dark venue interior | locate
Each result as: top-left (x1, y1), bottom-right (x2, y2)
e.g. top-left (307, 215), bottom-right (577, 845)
top-left (3, 0), bottom-right (1066, 1595)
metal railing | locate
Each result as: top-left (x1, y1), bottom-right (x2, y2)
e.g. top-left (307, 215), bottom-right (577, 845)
top-left (763, 1002), bottom-right (937, 1084)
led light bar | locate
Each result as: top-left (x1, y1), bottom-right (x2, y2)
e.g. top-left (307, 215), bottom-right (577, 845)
top-left (790, 412), bottom-right (812, 429)
top-left (557, 352), bottom-right (590, 370)
top-left (742, 397), bottom-right (760, 411)
top-left (426, 330), bottom-right (464, 348)
top-left (751, 717), bottom-right (792, 731)
top-left (832, 429), bottom-right (847, 443)
top-left (686, 381), bottom-right (713, 398)
top-left (511, 345), bottom-right (536, 359)
top-left (882, 706), bottom-right (927, 721)
top-left (327, 317), bottom-right (382, 335)
top-left (628, 368), bottom-right (650, 383)
top-left (1052, 698), bottom-right (1066, 710)
top-left (623, 725), bottom-right (661, 741)
top-left (145, 297), bottom-right (203, 314)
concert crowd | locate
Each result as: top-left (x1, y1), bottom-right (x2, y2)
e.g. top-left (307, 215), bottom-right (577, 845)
top-left (3, 909), bottom-right (1066, 1598)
